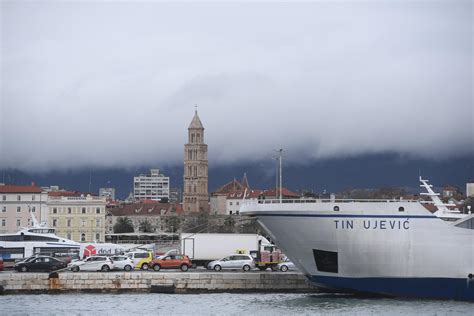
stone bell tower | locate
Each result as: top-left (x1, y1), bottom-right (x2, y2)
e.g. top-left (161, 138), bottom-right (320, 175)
top-left (183, 110), bottom-right (209, 212)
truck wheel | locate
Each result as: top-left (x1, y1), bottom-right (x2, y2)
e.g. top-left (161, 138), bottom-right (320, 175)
top-left (258, 266), bottom-right (267, 271)
top-left (71, 266), bottom-right (80, 272)
top-left (214, 265), bottom-right (222, 272)
top-left (181, 264), bottom-right (189, 272)
top-left (242, 265), bottom-right (251, 272)
top-left (141, 263), bottom-right (149, 270)
top-left (153, 264), bottom-right (161, 271)
top-left (124, 265), bottom-right (132, 272)
top-left (280, 265), bottom-right (288, 272)
top-left (101, 265), bottom-right (110, 272)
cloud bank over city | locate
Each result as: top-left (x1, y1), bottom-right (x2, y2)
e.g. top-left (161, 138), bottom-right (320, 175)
top-left (1, 1), bottom-right (472, 171)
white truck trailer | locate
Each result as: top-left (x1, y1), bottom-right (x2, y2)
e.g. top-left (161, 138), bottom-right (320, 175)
top-left (180, 233), bottom-right (273, 267)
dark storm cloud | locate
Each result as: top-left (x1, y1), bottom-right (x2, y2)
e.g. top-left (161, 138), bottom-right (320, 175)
top-left (1, 0), bottom-right (472, 171)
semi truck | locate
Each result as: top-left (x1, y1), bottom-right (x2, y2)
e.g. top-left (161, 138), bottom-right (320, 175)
top-left (180, 233), bottom-right (284, 269)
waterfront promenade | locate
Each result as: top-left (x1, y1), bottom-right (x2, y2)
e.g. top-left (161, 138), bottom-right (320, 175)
top-left (0, 271), bottom-right (317, 294)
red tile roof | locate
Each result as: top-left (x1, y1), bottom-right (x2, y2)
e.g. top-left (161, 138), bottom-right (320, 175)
top-left (0, 185), bottom-right (42, 193)
top-left (227, 189), bottom-right (263, 199)
top-left (263, 188), bottom-right (300, 198)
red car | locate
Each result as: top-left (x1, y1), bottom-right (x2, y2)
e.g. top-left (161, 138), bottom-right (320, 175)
top-left (150, 254), bottom-right (192, 272)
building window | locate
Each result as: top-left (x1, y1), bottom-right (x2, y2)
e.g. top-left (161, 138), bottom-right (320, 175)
top-left (17, 195), bottom-right (21, 201)
top-left (96, 208), bottom-right (101, 214)
top-left (229, 202), bottom-right (233, 206)
top-left (95, 233), bottom-right (100, 242)
top-left (236, 202), bottom-right (239, 206)
top-left (68, 208), bottom-right (72, 214)
top-left (2, 206), bottom-right (6, 213)
top-left (67, 233), bottom-right (72, 240)
top-left (2, 195), bottom-right (5, 201)
top-left (53, 219), bottom-right (57, 227)
top-left (398, 207), bottom-right (405, 212)
top-left (230, 211), bottom-right (233, 215)
top-left (53, 208), bottom-right (57, 214)
top-left (82, 219), bottom-right (86, 227)
top-left (82, 208), bottom-right (86, 214)
top-left (31, 206), bottom-right (35, 213)
top-left (1, 219), bottom-right (5, 226)
top-left (96, 219), bottom-right (100, 227)
top-left (236, 211), bottom-right (240, 215)
top-left (67, 219), bottom-right (71, 227)
top-left (81, 233), bottom-right (86, 242)
top-left (32, 195), bottom-right (36, 201)
top-left (17, 206), bottom-right (21, 213)
top-left (17, 219), bottom-right (21, 227)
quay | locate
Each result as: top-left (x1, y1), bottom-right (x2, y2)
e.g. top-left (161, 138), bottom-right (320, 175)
top-left (0, 272), bottom-right (318, 294)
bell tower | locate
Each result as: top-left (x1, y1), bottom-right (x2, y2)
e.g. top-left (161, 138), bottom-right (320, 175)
top-left (183, 110), bottom-right (209, 212)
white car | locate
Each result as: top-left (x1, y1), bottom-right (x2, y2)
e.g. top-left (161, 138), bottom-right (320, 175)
top-left (277, 259), bottom-right (297, 272)
top-left (69, 256), bottom-right (114, 272)
top-left (207, 254), bottom-right (255, 272)
top-left (110, 255), bottom-right (133, 271)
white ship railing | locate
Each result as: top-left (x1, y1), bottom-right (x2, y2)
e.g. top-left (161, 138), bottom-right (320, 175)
top-left (247, 198), bottom-right (423, 205)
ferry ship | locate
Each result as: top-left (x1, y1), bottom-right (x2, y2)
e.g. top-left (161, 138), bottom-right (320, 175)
top-left (240, 178), bottom-right (474, 301)
top-left (0, 214), bottom-right (80, 262)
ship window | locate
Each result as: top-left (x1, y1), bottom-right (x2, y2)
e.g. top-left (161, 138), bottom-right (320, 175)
top-left (313, 249), bottom-right (338, 273)
top-left (333, 206), bottom-right (340, 212)
top-left (398, 207), bottom-right (405, 212)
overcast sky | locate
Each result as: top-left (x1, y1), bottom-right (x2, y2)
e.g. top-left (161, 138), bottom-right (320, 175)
top-left (1, 0), bottom-right (472, 172)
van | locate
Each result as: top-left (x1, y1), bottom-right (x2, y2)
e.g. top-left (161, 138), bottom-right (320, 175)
top-left (126, 251), bottom-right (153, 270)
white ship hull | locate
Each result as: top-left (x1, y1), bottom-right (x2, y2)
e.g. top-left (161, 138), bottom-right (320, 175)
top-left (241, 200), bottom-right (474, 301)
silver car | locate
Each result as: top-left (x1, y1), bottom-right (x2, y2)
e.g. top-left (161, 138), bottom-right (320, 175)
top-left (277, 259), bottom-right (297, 272)
top-left (207, 254), bottom-right (255, 272)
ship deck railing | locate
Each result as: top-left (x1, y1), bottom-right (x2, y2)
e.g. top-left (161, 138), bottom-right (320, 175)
top-left (249, 198), bottom-right (425, 204)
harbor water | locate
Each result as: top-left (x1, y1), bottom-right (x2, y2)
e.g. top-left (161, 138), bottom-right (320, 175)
top-left (1, 293), bottom-right (472, 315)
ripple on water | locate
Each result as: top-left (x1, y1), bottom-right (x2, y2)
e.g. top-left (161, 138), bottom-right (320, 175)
top-left (0, 293), bottom-right (472, 316)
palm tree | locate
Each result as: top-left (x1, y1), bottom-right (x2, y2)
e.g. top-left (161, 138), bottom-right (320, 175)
top-left (113, 217), bottom-right (134, 233)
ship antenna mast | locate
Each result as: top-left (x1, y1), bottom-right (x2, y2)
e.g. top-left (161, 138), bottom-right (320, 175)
top-left (419, 176), bottom-right (455, 215)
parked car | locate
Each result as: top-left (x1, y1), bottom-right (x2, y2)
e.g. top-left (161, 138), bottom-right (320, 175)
top-left (125, 251), bottom-right (154, 270)
top-left (14, 256), bottom-right (67, 272)
top-left (150, 254), bottom-right (192, 272)
top-left (0, 256), bottom-right (3, 272)
top-left (277, 259), bottom-right (297, 272)
top-left (207, 254), bottom-right (255, 272)
top-left (69, 255), bottom-right (114, 272)
top-left (110, 255), bottom-right (134, 271)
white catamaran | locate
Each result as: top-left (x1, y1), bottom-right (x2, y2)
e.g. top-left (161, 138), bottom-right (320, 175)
top-left (241, 177), bottom-right (474, 301)
top-left (0, 214), bottom-right (80, 262)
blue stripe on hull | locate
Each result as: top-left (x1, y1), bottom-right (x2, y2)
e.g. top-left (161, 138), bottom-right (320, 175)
top-left (308, 275), bottom-right (474, 301)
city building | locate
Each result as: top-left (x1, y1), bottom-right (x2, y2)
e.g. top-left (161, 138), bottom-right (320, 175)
top-left (467, 182), bottom-right (474, 197)
top-left (47, 191), bottom-right (107, 242)
top-left (183, 110), bottom-right (209, 213)
top-left (169, 187), bottom-right (182, 203)
top-left (99, 187), bottom-right (116, 201)
top-left (442, 185), bottom-right (461, 199)
top-left (133, 169), bottom-right (170, 201)
top-left (0, 184), bottom-right (48, 233)
top-left (105, 201), bottom-right (183, 235)
top-left (210, 176), bottom-right (249, 215)
top-left (226, 189), bottom-right (262, 215)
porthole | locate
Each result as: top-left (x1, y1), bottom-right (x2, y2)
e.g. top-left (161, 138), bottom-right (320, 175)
top-left (398, 207), bottom-right (405, 212)
top-left (333, 206), bottom-right (340, 212)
